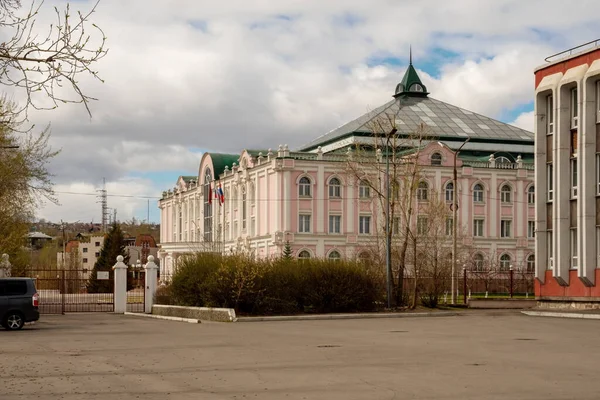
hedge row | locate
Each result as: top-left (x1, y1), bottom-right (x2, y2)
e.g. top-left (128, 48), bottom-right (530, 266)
top-left (161, 253), bottom-right (386, 315)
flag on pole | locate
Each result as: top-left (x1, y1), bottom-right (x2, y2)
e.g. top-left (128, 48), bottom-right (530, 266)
top-left (217, 184), bottom-right (225, 205)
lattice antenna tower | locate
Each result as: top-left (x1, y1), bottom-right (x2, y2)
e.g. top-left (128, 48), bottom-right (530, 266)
top-left (97, 178), bottom-right (109, 232)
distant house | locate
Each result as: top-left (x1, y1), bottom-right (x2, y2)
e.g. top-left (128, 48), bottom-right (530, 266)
top-left (26, 232), bottom-right (53, 249)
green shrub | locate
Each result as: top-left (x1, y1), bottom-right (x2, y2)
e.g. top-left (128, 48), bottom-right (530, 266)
top-left (167, 253), bottom-right (385, 315)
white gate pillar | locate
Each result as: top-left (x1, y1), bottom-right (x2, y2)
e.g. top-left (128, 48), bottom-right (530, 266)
top-left (113, 255), bottom-right (128, 314)
top-left (144, 255), bottom-right (158, 314)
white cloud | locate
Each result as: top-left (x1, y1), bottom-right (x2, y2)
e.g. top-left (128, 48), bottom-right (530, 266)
top-left (510, 111), bottom-right (535, 132)
top-left (15, 0), bottom-right (599, 222)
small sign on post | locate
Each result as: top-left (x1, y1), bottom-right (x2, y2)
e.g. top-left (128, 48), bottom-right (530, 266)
top-left (97, 271), bottom-right (109, 280)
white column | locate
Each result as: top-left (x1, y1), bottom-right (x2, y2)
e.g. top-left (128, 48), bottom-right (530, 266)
top-left (144, 255), bottom-right (158, 314)
top-left (460, 176), bottom-right (468, 232)
top-left (112, 255), bottom-right (128, 314)
top-left (346, 180), bottom-right (354, 233)
top-left (283, 170), bottom-right (291, 232)
top-left (490, 173), bottom-right (497, 237)
top-left (516, 180), bottom-right (524, 238)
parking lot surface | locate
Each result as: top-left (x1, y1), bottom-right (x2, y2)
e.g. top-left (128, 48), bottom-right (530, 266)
top-left (2, 311), bottom-right (600, 399)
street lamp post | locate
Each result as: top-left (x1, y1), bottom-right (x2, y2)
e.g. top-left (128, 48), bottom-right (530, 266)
top-left (451, 138), bottom-right (470, 304)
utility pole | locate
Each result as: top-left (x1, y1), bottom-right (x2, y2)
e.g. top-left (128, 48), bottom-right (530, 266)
top-left (452, 138), bottom-right (470, 304)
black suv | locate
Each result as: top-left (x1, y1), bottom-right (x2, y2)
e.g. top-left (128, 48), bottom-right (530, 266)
top-left (0, 278), bottom-right (40, 330)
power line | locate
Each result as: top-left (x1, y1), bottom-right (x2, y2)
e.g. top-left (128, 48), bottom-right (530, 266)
top-left (55, 190), bottom-right (161, 200)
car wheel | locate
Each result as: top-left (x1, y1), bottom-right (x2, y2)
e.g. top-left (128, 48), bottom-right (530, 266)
top-left (4, 312), bottom-right (24, 330)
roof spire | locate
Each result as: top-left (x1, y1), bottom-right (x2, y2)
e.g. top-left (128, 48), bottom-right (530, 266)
top-left (409, 45), bottom-right (412, 65)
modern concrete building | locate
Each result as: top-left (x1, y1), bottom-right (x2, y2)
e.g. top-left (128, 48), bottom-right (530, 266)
top-left (534, 39), bottom-right (600, 305)
top-left (158, 60), bottom-right (535, 279)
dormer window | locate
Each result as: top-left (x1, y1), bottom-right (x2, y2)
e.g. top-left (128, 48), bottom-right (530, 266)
top-left (571, 87), bottom-right (578, 129)
top-left (431, 152), bottom-right (442, 166)
top-left (410, 83), bottom-right (424, 92)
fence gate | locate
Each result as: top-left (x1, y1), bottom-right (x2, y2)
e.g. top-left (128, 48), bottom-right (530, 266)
top-left (30, 269), bottom-right (114, 314)
top-left (127, 269), bottom-right (145, 313)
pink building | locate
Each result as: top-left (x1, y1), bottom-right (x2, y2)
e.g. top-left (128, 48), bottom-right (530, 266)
top-left (158, 62), bottom-right (535, 278)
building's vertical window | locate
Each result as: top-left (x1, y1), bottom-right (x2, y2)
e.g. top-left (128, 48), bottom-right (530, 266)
top-left (393, 217), bottom-right (401, 235)
top-left (359, 216), bottom-right (371, 234)
top-left (527, 255), bottom-right (535, 273)
top-left (417, 181), bottom-right (429, 201)
top-left (299, 177), bottom-right (311, 197)
top-left (596, 81), bottom-right (600, 123)
top-left (417, 216), bottom-right (428, 235)
top-left (473, 183), bottom-right (484, 203)
top-left (527, 186), bottom-right (535, 205)
top-left (328, 250), bottom-right (341, 261)
top-left (329, 215), bottom-right (341, 234)
top-left (178, 208), bottom-right (182, 241)
top-left (431, 152), bottom-right (442, 166)
top-left (548, 231), bottom-right (553, 269)
top-left (546, 94), bottom-right (554, 134)
top-left (473, 253), bottom-right (484, 271)
top-left (571, 131), bottom-right (578, 157)
top-left (547, 164), bottom-right (553, 201)
top-left (445, 217), bottom-right (453, 236)
top-left (359, 181), bottom-right (371, 198)
top-left (299, 214), bottom-right (311, 233)
top-left (499, 254), bottom-right (511, 271)
top-left (528, 221), bottom-right (535, 238)
top-left (571, 159), bottom-right (578, 198)
top-left (500, 185), bottom-right (512, 203)
top-left (571, 228), bottom-right (578, 268)
top-left (328, 178), bottom-right (341, 198)
top-left (298, 250), bottom-right (311, 261)
top-left (571, 87), bottom-right (578, 129)
top-left (203, 168), bottom-right (213, 242)
top-left (445, 182), bottom-right (454, 202)
top-left (473, 219), bottom-right (484, 237)
top-left (500, 220), bottom-right (512, 238)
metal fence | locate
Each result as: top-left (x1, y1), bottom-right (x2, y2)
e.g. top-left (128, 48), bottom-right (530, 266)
top-left (25, 268), bottom-right (146, 314)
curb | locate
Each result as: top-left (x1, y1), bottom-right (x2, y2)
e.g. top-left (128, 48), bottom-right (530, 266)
top-left (235, 311), bottom-right (461, 322)
top-left (521, 311), bottom-right (600, 320)
top-left (124, 312), bottom-right (201, 324)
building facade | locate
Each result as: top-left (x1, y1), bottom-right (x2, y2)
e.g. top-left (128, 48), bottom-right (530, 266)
top-left (534, 40), bottom-right (600, 303)
top-left (158, 62), bottom-right (535, 279)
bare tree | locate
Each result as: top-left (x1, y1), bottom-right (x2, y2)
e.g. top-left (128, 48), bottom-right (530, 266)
top-left (0, 0), bottom-right (107, 117)
top-left (346, 104), bottom-right (435, 306)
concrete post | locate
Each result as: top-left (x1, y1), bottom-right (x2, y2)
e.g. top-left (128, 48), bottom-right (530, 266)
top-left (0, 254), bottom-right (11, 278)
top-left (112, 255), bottom-right (128, 314)
top-left (144, 255), bottom-right (158, 314)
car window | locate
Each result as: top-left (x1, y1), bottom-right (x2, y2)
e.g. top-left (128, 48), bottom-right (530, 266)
top-left (0, 281), bottom-right (28, 296)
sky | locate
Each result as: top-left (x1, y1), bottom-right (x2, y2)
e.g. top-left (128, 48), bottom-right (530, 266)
top-left (9, 0), bottom-right (599, 224)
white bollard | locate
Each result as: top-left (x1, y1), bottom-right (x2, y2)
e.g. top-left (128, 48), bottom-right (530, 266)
top-left (144, 255), bottom-right (158, 314)
top-left (113, 255), bottom-right (128, 314)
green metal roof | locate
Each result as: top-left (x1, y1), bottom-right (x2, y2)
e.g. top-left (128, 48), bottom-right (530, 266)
top-left (210, 153), bottom-right (239, 178)
top-left (394, 63), bottom-right (428, 97)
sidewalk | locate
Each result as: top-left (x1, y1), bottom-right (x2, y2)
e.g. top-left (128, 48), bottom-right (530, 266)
top-left (522, 308), bottom-right (600, 320)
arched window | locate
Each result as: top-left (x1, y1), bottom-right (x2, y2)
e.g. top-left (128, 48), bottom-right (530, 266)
top-left (358, 251), bottom-right (371, 264)
top-left (473, 253), bottom-right (485, 271)
top-left (528, 186), bottom-right (535, 205)
top-left (329, 177), bottom-right (341, 198)
top-left (298, 250), bottom-right (311, 260)
top-left (417, 181), bottom-right (429, 201)
top-left (359, 180), bottom-right (370, 198)
top-left (299, 177), bottom-right (311, 197)
top-left (501, 184), bottom-right (512, 203)
top-left (431, 152), bottom-right (442, 166)
top-left (445, 182), bottom-right (454, 202)
top-left (526, 254), bottom-right (535, 273)
top-left (203, 168), bottom-right (213, 242)
top-left (496, 156), bottom-right (512, 167)
top-left (328, 250), bottom-right (341, 261)
top-left (499, 254), bottom-right (511, 271)
top-left (473, 183), bottom-right (484, 203)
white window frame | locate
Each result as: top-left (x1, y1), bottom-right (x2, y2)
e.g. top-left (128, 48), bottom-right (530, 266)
top-left (298, 250), bottom-right (311, 260)
top-left (359, 215), bottom-right (371, 235)
top-left (359, 181), bottom-right (370, 199)
top-left (473, 184), bottom-right (484, 203)
top-left (546, 94), bottom-right (554, 134)
top-left (527, 186), bottom-right (535, 205)
top-left (500, 219), bottom-right (512, 238)
top-left (526, 255), bottom-right (535, 273)
top-left (500, 185), bottom-right (512, 204)
top-left (571, 87), bottom-right (578, 129)
top-left (473, 219), bottom-right (484, 237)
top-left (299, 177), bottom-right (312, 197)
top-left (328, 178), bottom-right (341, 198)
top-left (445, 182), bottom-right (454, 203)
top-left (571, 158), bottom-right (578, 198)
top-left (329, 215), bottom-right (341, 234)
top-left (527, 221), bottom-right (535, 238)
top-left (473, 254), bottom-right (484, 271)
top-left (417, 181), bottom-right (429, 201)
top-left (328, 250), bottom-right (341, 261)
top-left (431, 152), bottom-right (442, 166)
top-left (299, 214), bottom-right (311, 233)
top-left (571, 228), bottom-right (578, 268)
top-left (547, 164), bottom-right (553, 201)
top-left (417, 216), bottom-right (428, 235)
top-left (499, 254), bottom-right (511, 271)
top-left (445, 217), bottom-right (453, 236)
